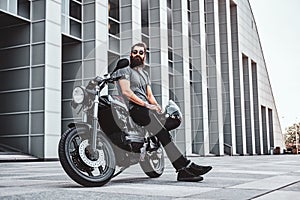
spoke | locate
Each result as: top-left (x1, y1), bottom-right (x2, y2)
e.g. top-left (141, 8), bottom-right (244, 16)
top-left (98, 166), bottom-right (104, 174)
top-left (87, 169), bottom-right (93, 177)
top-left (70, 150), bottom-right (77, 156)
top-left (72, 138), bottom-right (79, 149)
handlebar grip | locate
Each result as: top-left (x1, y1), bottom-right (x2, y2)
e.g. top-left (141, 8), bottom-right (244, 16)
top-left (94, 76), bottom-right (103, 84)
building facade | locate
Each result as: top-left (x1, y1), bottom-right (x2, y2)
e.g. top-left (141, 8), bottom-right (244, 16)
top-left (0, 0), bottom-right (284, 158)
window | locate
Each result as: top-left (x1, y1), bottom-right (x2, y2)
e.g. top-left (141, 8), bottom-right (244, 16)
top-left (141, 0), bottom-right (149, 35)
top-left (108, 0), bottom-right (120, 53)
top-left (70, 0), bottom-right (82, 21)
top-left (109, 0), bottom-right (119, 20)
top-left (108, 19), bottom-right (119, 35)
top-left (61, 0), bottom-right (82, 39)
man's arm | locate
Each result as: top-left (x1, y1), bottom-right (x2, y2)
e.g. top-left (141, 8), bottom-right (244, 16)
top-left (118, 80), bottom-right (160, 111)
top-left (119, 79), bottom-right (145, 107)
top-left (146, 85), bottom-right (161, 112)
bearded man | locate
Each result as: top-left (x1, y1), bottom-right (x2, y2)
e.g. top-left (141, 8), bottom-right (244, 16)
top-left (116, 42), bottom-right (212, 182)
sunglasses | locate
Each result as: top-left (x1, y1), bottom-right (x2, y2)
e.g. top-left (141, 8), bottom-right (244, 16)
top-left (131, 50), bottom-right (145, 55)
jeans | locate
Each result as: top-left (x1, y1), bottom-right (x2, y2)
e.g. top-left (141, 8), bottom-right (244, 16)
top-left (129, 104), bottom-right (189, 171)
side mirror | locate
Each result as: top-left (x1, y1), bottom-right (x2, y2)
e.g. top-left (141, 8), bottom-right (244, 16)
top-left (111, 58), bottom-right (129, 74)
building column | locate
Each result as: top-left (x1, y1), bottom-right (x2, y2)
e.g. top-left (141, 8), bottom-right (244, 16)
top-left (205, 0), bottom-right (224, 155)
top-left (266, 107), bottom-right (270, 153)
top-left (199, 1), bottom-right (210, 156)
top-left (248, 58), bottom-right (256, 154)
top-left (172, 0), bottom-right (192, 154)
top-left (214, 0), bottom-right (224, 156)
top-left (147, 0), bottom-right (169, 108)
top-left (44, 0), bottom-right (62, 158)
top-left (238, 55), bottom-right (247, 155)
top-left (120, 0), bottom-right (142, 56)
top-left (182, 0), bottom-right (192, 155)
top-left (225, 0), bottom-right (237, 155)
top-left (95, 0), bottom-right (108, 77)
top-left (157, 0), bottom-right (169, 109)
top-left (189, 0), bottom-right (209, 156)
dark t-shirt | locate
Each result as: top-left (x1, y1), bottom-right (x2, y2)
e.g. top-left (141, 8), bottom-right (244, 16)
top-left (115, 66), bottom-right (151, 108)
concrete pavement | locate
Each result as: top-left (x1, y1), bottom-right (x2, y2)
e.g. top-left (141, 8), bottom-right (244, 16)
top-left (0, 155), bottom-right (299, 199)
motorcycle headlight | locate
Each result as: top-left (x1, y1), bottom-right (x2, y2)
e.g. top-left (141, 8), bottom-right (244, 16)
top-left (72, 86), bottom-right (85, 104)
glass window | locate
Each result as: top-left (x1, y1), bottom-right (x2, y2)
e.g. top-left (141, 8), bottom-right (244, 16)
top-left (0, 68), bottom-right (29, 91)
top-left (8, 0), bottom-right (17, 14)
top-left (32, 0), bottom-right (45, 20)
top-left (31, 89), bottom-right (44, 111)
top-left (32, 44), bottom-right (45, 66)
top-left (32, 22), bottom-right (45, 43)
top-left (0, 1), bottom-right (7, 10)
top-left (167, 0), bottom-right (172, 9)
top-left (167, 8), bottom-right (172, 48)
top-left (31, 67), bottom-right (45, 88)
top-left (70, 19), bottom-right (82, 38)
top-left (108, 36), bottom-right (120, 55)
top-left (109, 0), bottom-right (119, 20)
top-left (108, 51), bottom-right (120, 73)
top-left (83, 3), bottom-right (95, 21)
top-left (83, 59), bottom-right (95, 78)
top-left (18, 0), bottom-right (30, 19)
top-left (0, 114), bottom-right (29, 135)
top-left (107, 51), bottom-right (120, 94)
top-left (70, 0), bottom-right (82, 21)
top-left (0, 46), bottom-right (30, 69)
top-left (0, 91), bottom-right (29, 113)
top-left (141, 0), bottom-right (149, 35)
top-left (187, 0), bottom-right (191, 22)
top-left (109, 19), bottom-right (120, 36)
top-left (62, 62), bottom-right (82, 81)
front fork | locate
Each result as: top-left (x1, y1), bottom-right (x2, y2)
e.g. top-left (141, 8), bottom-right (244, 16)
top-left (92, 85), bottom-right (100, 152)
top-left (82, 85), bottom-right (100, 156)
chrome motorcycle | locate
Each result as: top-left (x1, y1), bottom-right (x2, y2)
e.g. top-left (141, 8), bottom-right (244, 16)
top-left (58, 58), bottom-right (182, 187)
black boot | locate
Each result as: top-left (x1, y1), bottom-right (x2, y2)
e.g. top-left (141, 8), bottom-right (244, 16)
top-left (177, 168), bottom-right (203, 182)
top-left (185, 162), bottom-right (212, 176)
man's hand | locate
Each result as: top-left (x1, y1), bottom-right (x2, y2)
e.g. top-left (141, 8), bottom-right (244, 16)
top-left (156, 104), bottom-right (163, 113)
top-left (145, 103), bottom-right (162, 113)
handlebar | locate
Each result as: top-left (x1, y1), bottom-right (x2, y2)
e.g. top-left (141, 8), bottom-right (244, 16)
top-left (108, 75), bottom-right (124, 82)
top-left (86, 74), bottom-right (124, 93)
top-left (90, 75), bottom-right (123, 86)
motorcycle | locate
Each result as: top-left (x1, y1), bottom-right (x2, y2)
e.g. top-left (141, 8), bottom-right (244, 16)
top-left (58, 58), bottom-right (183, 187)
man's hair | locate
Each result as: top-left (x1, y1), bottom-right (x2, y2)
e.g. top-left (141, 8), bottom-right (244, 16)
top-left (131, 42), bottom-right (147, 53)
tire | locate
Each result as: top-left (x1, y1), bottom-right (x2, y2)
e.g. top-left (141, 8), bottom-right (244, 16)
top-left (58, 127), bottom-right (116, 187)
top-left (139, 146), bottom-right (164, 178)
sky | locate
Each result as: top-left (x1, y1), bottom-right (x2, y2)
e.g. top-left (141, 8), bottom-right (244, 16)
top-left (249, 0), bottom-right (300, 130)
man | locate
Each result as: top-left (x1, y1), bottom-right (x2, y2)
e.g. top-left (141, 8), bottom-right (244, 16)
top-left (116, 42), bottom-right (212, 182)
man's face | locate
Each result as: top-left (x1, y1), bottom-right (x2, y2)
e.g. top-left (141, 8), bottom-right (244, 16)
top-left (131, 46), bottom-right (146, 61)
top-left (130, 46), bottom-right (146, 68)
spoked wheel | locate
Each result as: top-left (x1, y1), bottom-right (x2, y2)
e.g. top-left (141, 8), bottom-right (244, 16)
top-left (139, 145), bottom-right (164, 178)
top-left (59, 127), bottom-right (116, 187)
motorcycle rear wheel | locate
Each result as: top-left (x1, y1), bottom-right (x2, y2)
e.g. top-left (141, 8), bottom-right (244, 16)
top-left (59, 127), bottom-right (116, 187)
top-left (139, 145), bottom-right (164, 178)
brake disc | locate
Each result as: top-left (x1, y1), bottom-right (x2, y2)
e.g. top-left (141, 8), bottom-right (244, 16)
top-left (78, 140), bottom-right (106, 168)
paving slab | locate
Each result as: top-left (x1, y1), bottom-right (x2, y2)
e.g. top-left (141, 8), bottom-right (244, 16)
top-left (230, 175), bottom-right (300, 190)
top-left (0, 155), bottom-right (299, 199)
top-left (253, 191), bottom-right (300, 200)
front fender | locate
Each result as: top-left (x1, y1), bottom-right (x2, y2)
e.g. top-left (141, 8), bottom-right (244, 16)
top-left (68, 122), bottom-right (92, 132)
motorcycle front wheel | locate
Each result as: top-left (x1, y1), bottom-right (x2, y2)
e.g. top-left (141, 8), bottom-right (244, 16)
top-left (58, 127), bottom-right (116, 187)
top-left (139, 145), bottom-right (164, 178)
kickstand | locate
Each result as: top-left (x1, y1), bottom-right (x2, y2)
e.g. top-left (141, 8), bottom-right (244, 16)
top-left (112, 166), bottom-right (129, 178)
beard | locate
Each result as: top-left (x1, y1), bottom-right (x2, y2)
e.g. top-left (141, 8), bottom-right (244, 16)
top-left (130, 55), bottom-right (144, 68)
